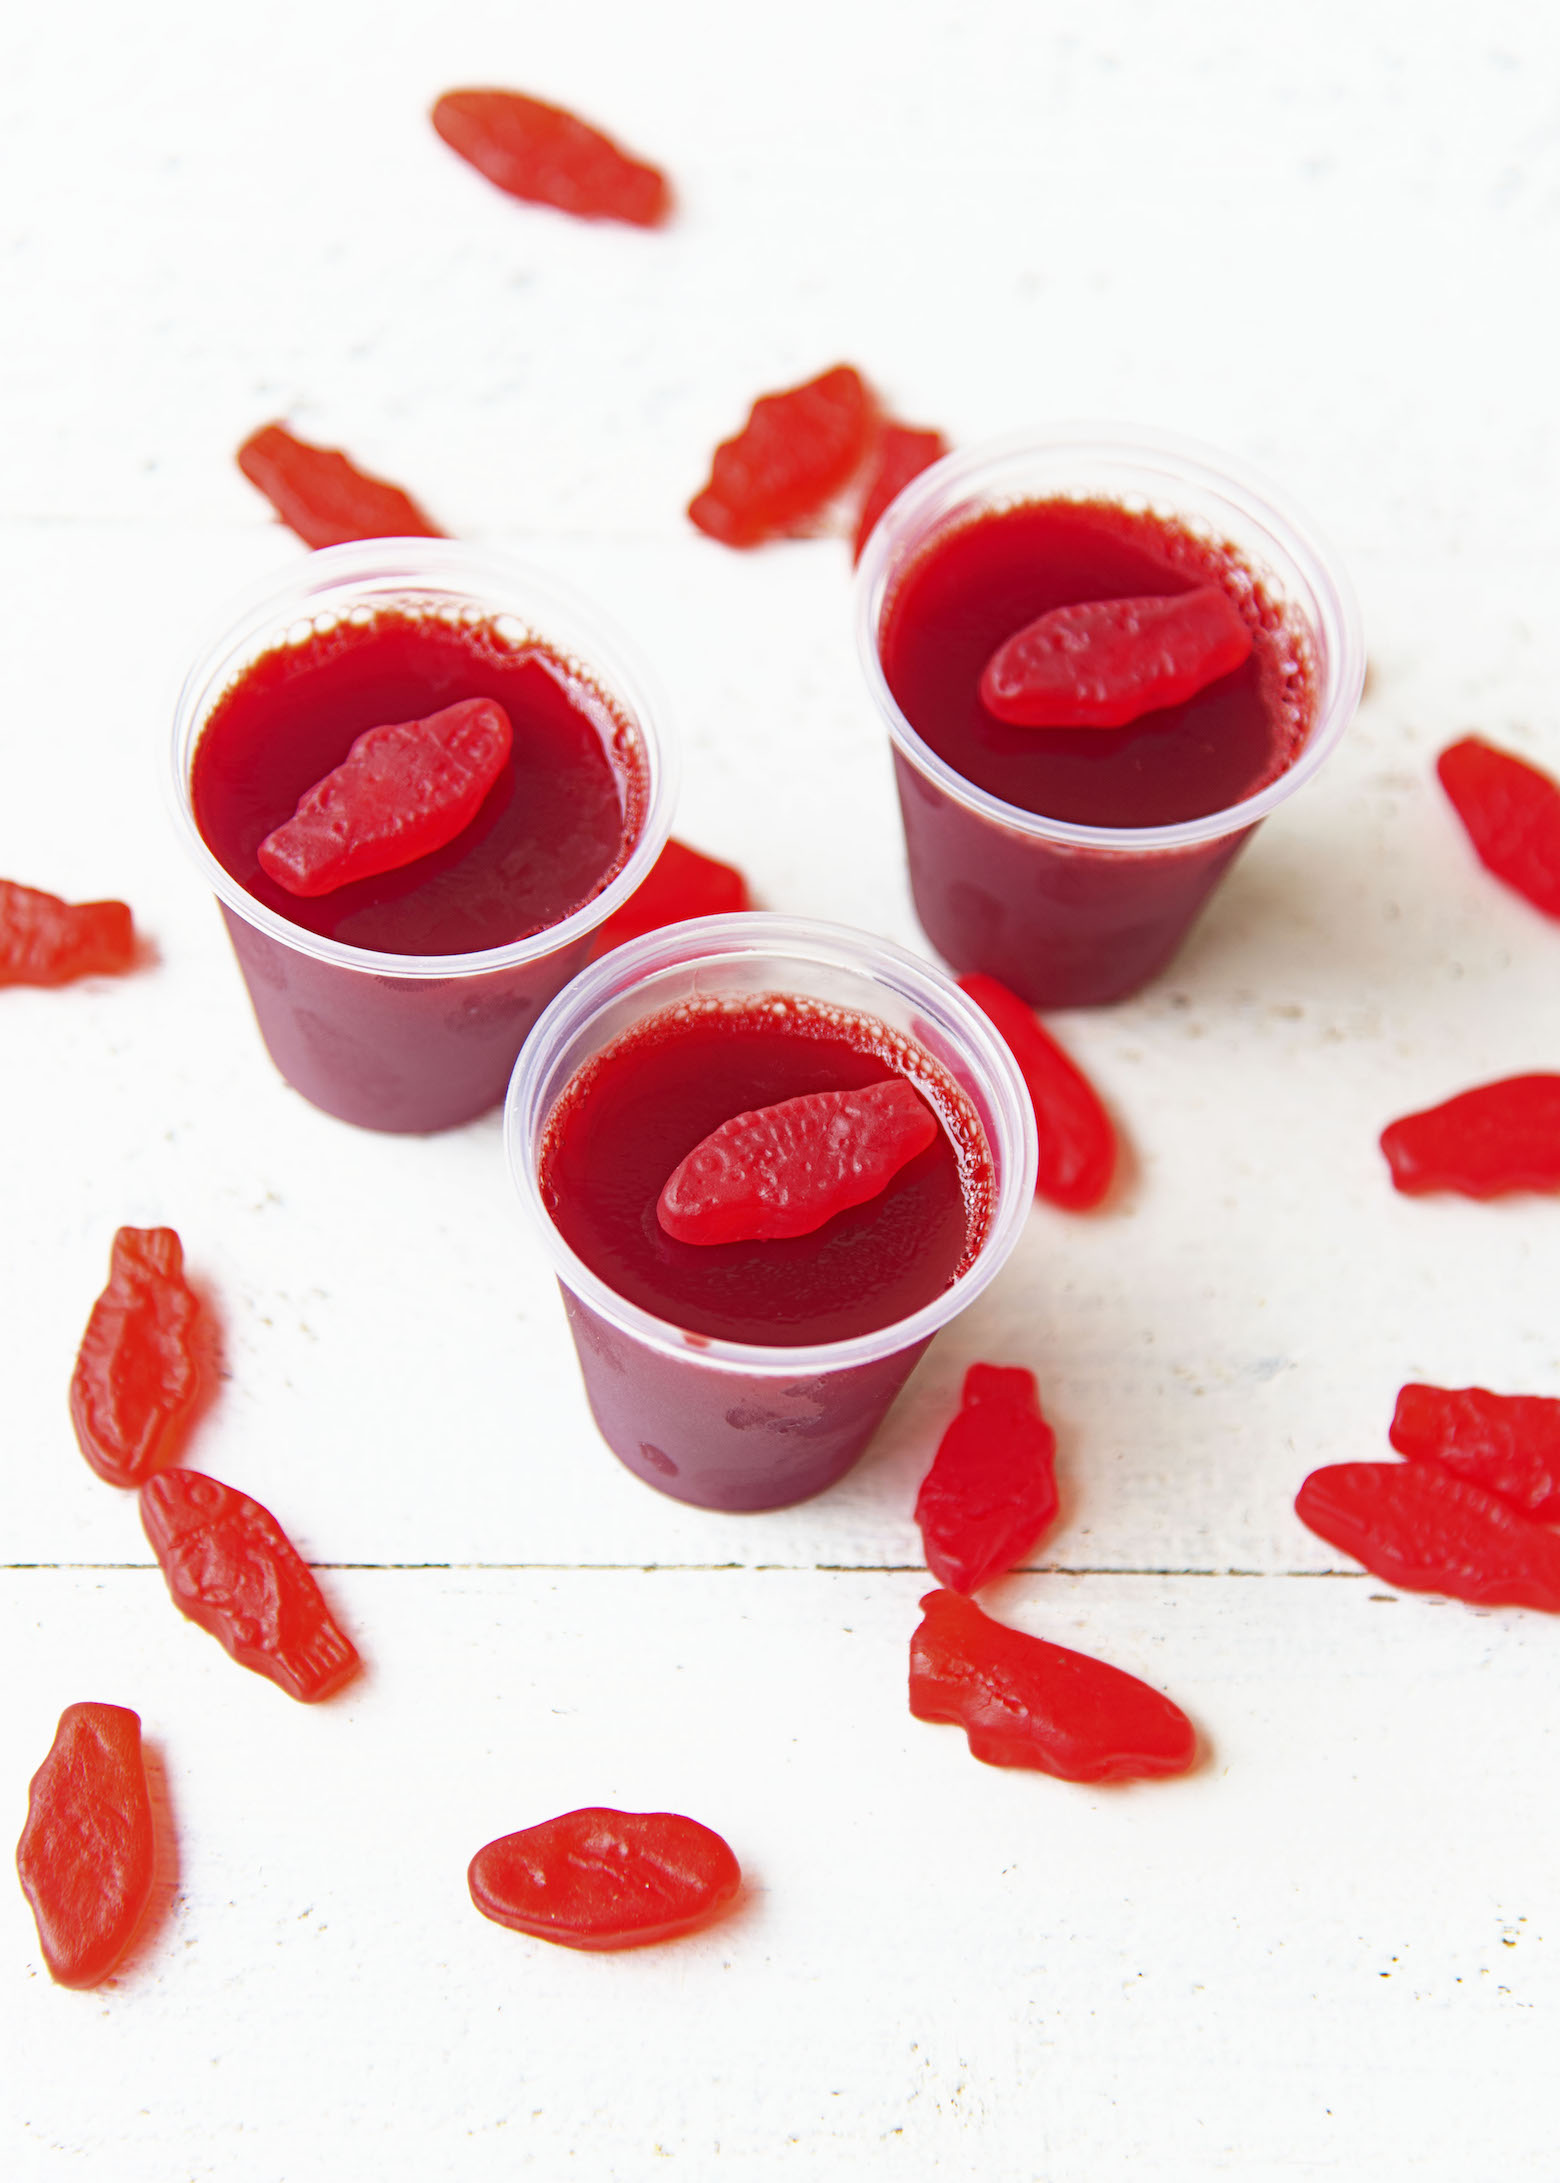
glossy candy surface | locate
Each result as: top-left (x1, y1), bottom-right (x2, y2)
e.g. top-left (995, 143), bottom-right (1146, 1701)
top-left (909, 1589), bottom-right (1198, 1780)
top-left (587, 837), bottom-right (749, 961)
top-left (1380, 1075), bottom-right (1560, 1196)
top-left (541, 997), bottom-right (988, 1347)
top-left (688, 366), bottom-right (877, 547)
top-left (140, 1469), bottom-right (360, 1701)
top-left (431, 90), bottom-right (670, 227)
top-left (192, 609), bottom-right (640, 958)
top-left (957, 975), bottom-right (1115, 1209)
top-left (1295, 1461), bottom-right (1560, 1611)
top-left (69, 1227), bottom-right (200, 1488)
top-left (657, 1077), bottom-right (938, 1246)
top-left (16, 1703), bottom-right (155, 1988)
top-left (852, 423), bottom-right (948, 563)
top-left (914, 1364), bottom-right (1059, 1593)
top-left (468, 1808), bottom-right (740, 1950)
top-left (236, 423), bottom-right (442, 549)
top-left (980, 584), bottom-right (1253, 730)
top-left (1437, 735), bottom-right (1560, 920)
top-left (1390, 1384), bottom-right (1560, 1521)
top-left (0, 879), bottom-right (134, 987)
top-left (257, 697), bottom-right (513, 898)
top-left (879, 499), bottom-right (1308, 830)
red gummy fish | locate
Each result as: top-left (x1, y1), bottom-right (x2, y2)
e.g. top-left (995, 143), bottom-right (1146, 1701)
top-left (1380, 1075), bottom-right (1560, 1198)
top-left (432, 90), bottom-right (670, 227)
top-left (914, 1364), bottom-right (1060, 1594)
top-left (688, 366), bottom-right (877, 548)
top-left (140, 1469), bottom-right (360, 1701)
top-left (658, 1078), bottom-right (938, 1245)
top-left (958, 975), bottom-right (1116, 1210)
top-left (587, 838), bottom-right (750, 961)
top-left (469, 1809), bottom-right (740, 1951)
top-left (16, 1703), bottom-right (156, 1988)
top-left (0, 879), bottom-right (135, 987)
top-left (69, 1226), bottom-right (201, 1489)
top-left (258, 698), bottom-right (512, 898)
top-left (909, 1590), bottom-right (1197, 1781)
top-left (236, 422), bottom-right (443, 549)
top-left (1295, 1461), bottom-right (1560, 1612)
top-left (1390, 1383), bottom-right (1560, 1522)
top-left (852, 423), bottom-right (948, 563)
top-left (980, 586), bottom-right (1253, 729)
top-left (1436, 735), bottom-right (1560, 920)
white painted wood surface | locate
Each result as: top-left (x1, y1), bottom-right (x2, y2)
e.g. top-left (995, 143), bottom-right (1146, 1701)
top-left (4, 2), bottom-right (1558, 2174)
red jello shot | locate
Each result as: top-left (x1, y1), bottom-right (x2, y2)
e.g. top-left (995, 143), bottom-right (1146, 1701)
top-left (854, 429), bottom-right (1364, 1007)
top-left (505, 916), bottom-right (1037, 1511)
top-left (170, 542), bottom-right (676, 1131)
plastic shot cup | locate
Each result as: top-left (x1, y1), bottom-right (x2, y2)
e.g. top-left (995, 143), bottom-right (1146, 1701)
top-left (854, 427), bottom-right (1365, 1008)
top-left (506, 914), bottom-right (1038, 1513)
top-left (169, 540), bottom-right (677, 1133)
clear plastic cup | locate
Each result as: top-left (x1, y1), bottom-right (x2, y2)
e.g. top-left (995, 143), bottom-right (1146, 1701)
top-left (169, 540), bottom-right (678, 1133)
top-left (505, 914), bottom-right (1038, 1512)
top-left (854, 426), bottom-right (1365, 1008)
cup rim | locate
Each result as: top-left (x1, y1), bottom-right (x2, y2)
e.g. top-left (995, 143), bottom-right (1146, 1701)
top-left (504, 911), bottom-right (1040, 1375)
top-left (167, 537), bottom-right (680, 981)
top-left (853, 420), bottom-right (1366, 853)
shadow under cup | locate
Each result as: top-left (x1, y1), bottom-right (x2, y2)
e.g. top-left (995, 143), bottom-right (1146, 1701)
top-left (855, 430), bottom-right (1366, 1009)
top-left (168, 542), bottom-right (676, 1134)
top-left (505, 917), bottom-right (1038, 1513)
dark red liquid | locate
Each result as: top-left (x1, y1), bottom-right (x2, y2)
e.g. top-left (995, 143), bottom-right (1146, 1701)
top-left (540, 998), bottom-right (993, 1348)
top-left (192, 609), bottom-right (644, 956)
top-left (880, 499), bottom-right (1312, 829)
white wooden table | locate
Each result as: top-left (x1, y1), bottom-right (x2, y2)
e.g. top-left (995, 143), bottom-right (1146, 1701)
top-left (4, 3), bottom-right (1558, 2174)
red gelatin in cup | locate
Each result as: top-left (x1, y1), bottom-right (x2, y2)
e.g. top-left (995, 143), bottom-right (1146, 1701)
top-left (187, 603), bottom-right (650, 1130)
top-left (193, 611), bottom-right (638, 956)
top-left (882, 499), bottom-right (1304, 835)
top-left (536, 993), bottom-right (995, 1509)
top-left (872, 491), bottom-right (1324, 1007)
top-left (542, 997), bottom-right (989, 1349)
